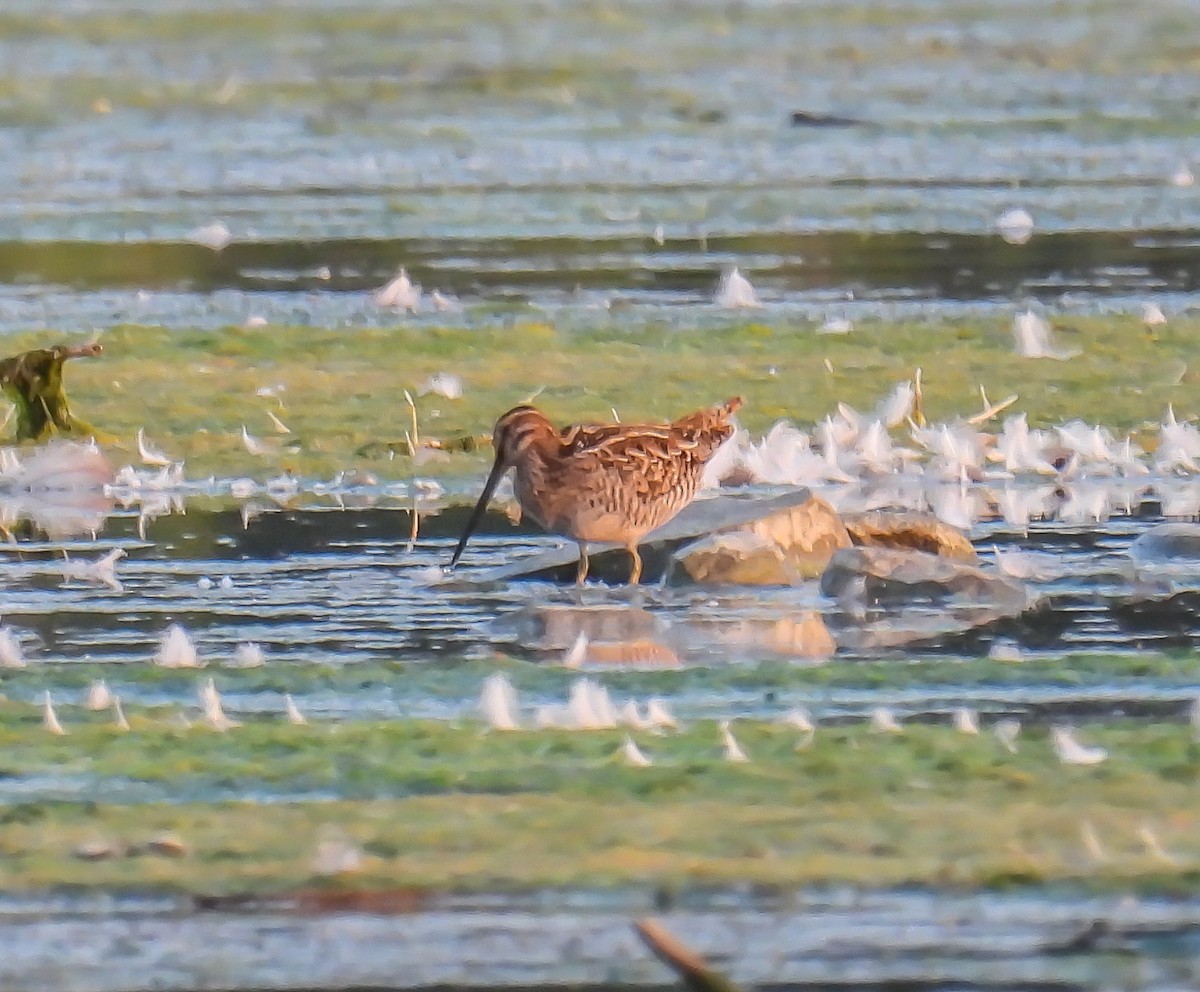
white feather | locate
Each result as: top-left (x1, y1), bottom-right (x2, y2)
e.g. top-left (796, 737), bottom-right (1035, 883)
top-left (155, 624), bottom-right (201, 668)
top-left (187, 221), bottom-right (232, 251)
top-left (230, 641), bottom-right (266, 668)
top-left (112, 695), bottom-right (130, 732)
top-left (240, 425), bottom-right (272, 457)
top-left (63, 548), bottom-right (126, 591)
top-left (875, 381), bottom-right (915, 427)
top-left (1080, 820), bottom-right (1107, 863)
top-left (199, 677), bottom-right (238, 731)
top-left (719, 719), bottom-right (750, 763)
top-left (136, 428), bottom-right (172, 468)
top-left (562, 631), bottom-right (588, 669)
top-left (1012, 310), bottom-right (1078, 360)
top-left (618, 700), bottom-right (651, 730)
top-left (1141, 302), bottom-right (1167, 327)
top-left (479, 673), bottom-right (520, 731)
top-left (0, 627), bottom-right (25, 668)
top-left (780, 707), bottom-right (815, 733)
top-left (645, 697), bottom-right (678, 730)
top-left (870, 706), bottom-right (903, 734)
top-left (419, 373), bottom-right (464, 400)
top-left (266, 410), bottom-right (291, 434)
top-left (996, 207), bottom-right (1034, 245)
top-left (953, 707), bottom-right (979, 735)
top-left (1137, 824), bottom-right (1177, 865)
top-left (993, 718), bottom-right (1021, 753)
top-left (42, 691), bottom-right (66, 735)
top-left (1051, 726), bottom-right (1107, 766)
top-left (284, 693), bottom-right (307, 726)
top-left (86, 680), bottom-right (113, 711)
top-left (374, 267), bottom-right (422, 312)
top-left (620, 735), bottom-right (653, 767)
top-left (713, 267), bottom-right (760, 308)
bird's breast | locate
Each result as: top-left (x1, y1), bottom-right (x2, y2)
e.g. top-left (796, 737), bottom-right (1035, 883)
top-left (514, 455), bottom-right (700, 543)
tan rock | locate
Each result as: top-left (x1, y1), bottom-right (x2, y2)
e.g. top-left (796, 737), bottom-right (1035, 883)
top-left (744, 494), bottom-right (852, 576)
top-left (676, 494), bottom-right (850, 584)
top-left (675, 531), bottom-right (794, 585)
top-left (842, 510), bottom-right (977, 563)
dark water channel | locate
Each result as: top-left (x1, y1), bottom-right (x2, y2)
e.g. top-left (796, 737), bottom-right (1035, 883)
top-left (2, 489), bottom-right (1199, 734)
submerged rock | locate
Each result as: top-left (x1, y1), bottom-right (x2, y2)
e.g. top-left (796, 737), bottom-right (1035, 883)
top-left (1129, 523), bottom-right (1200, 563)
top-left (832, 608), bottom-right (1019, 652)
top-left (1110, 589), bottom-right (1200, 631)
top-left (842, 510), bottom-right (977, 563)
top-left (821, 546), bottom-right (1027, 608)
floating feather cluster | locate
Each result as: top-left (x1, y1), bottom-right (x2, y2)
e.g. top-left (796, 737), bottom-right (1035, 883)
top-left (713, 267), bottom-right (760, 309)
top-left (478, 673), bottom-right (677, 734)
top-left (701, 380), bottom-right (1200, 532)
top-left (155, 624), bottom-right (201, 669)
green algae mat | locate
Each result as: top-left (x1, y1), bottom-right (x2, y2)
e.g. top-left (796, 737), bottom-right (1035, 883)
top-left (13, 314), bottom-right (1197, 482)
top-left (0, 653), bottom-right (1196, 896)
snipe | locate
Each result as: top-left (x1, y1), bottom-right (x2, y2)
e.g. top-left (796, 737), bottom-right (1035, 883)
top-left (448, 397), bottom-right (742, 584)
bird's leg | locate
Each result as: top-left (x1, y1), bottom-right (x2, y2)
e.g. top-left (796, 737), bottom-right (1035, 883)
top-left (575, 542), bottom-right (589, 585)
top-left (628, 545), bottom-right (643, 586)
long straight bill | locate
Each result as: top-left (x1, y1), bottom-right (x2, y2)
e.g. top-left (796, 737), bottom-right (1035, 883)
top-left (446, 453), bottom-right (509, 571)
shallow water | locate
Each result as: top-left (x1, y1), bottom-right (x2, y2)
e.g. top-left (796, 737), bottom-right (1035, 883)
top-left (3, 488), bottom-right (1199, 722)
top-left (4, 0), bottom-right (1200, 334)
top-left (3, 888), bottom-right (1200, 992)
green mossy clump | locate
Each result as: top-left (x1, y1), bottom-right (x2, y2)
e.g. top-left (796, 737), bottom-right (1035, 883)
top-left (0, 341), bottom-right (107, 442)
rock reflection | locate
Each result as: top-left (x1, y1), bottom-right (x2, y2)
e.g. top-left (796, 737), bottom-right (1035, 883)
top-left (716, 612), bottom-right (837, 662)
top-left (514, 604), bottom-right (681, 668)
top-left (0, 490), bottom-right (113, 540)
top-left (0, 439), bottom-right (115, 539)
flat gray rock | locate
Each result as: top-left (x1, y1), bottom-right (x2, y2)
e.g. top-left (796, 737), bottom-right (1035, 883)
top-left (820, 545), bottom-right (1032, 652)
top-left (474, 487), bottom-right (812, 584)
top-left (821, 546), bottom-right (1027, 608)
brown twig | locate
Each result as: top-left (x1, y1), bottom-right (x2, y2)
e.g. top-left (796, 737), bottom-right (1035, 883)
top-left (633, 918), bottom-right (743, 992)
top-left (968, 388), bottom-right (1019, 426)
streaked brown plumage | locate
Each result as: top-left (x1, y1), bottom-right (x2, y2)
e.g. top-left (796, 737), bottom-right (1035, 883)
top-left (449, 397), bottom-right (743, 584)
